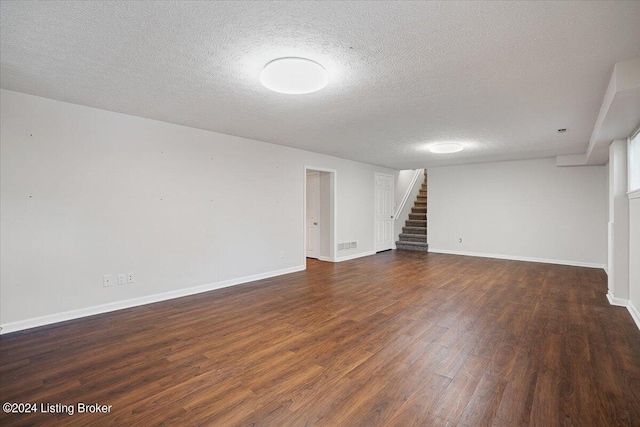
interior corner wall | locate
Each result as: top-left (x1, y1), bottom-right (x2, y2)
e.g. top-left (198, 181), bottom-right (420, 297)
top-left (427, 158), bottom-right (607, 267)
top-left (0, 89), bottom-right (396, 329)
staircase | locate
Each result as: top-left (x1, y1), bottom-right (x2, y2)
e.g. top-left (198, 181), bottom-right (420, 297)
top-left (396, 170), bottom-right (429, 251)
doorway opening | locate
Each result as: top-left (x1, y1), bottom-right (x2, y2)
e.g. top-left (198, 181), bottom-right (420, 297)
top-left (304, 167), bottom-right (336, 264)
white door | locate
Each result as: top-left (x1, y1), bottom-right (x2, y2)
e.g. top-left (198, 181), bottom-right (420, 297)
top-left (375, 173), bottom-right (394, 252)
top-left (306, 171), bottom-right (320, 258)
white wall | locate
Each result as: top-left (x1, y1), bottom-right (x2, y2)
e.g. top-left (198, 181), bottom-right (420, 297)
top-left (428, 158), bottom-right (607, 267)
top-left (319, 171), bottom-right (332, 259)
top-left (608, 140), bottom-right (630, 302)
top-left (605, 160), bottom-right (609, 271)
top-left (394, 169), bottom-right (419, 208)
top-left (0, 89), bottom-right (396, 331)
top-left (629, 197), bottom-right (640, 324)
top-left (605, 139), bottom-right (639, 329)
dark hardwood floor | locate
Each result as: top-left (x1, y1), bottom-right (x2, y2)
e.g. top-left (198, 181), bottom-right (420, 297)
top-left (1, 251), bottom-right (639, 426)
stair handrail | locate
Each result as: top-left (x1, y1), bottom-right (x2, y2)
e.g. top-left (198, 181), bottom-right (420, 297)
top-left (394, 169), bottom-right (423, 220)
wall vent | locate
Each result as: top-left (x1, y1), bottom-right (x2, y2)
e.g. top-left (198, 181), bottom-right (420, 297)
top-left (337, 241), bottom-right (358, 251)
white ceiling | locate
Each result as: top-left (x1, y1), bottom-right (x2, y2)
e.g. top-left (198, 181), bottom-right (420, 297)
top-left (1, 1), bottom-right (639, 170)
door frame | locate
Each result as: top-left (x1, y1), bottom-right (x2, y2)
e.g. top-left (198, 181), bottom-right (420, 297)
top-left (303, 166), bottom-right (337, 265)
top-left (374, 172), bottom-right (395, 252)
top-left (305, 170), bottom-right (320, 259)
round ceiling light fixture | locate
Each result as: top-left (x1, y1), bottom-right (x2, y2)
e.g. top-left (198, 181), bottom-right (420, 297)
top-left (429, 143), bottom-right (464, 154)
top-left (260, 57), bottom-right (328, 94)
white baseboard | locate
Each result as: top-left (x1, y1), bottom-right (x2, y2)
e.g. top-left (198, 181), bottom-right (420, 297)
top-left (317, 256), bottom-right (334, 262)
top-left (605, 293), bottom-right (640, 331)
top-left (0, 264), bottom-right (306, 335)
top-left (628, 300), bottom-right (640, 331)
top-left (604, 266), bottom-right (608, 275)
top-left (606, 291), bottom-right (628, 307)
top-left (428, 248), bottom-right (606, 270)
top-left (334, 250), bottom-right (376, 263)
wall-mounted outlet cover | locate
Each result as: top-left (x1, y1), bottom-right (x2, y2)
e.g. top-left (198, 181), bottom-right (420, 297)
top-left (103, 275), bottom-right (113, 287)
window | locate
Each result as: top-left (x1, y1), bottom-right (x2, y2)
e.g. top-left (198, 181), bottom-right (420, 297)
top-left (629, 126), bottom-right (640, 196)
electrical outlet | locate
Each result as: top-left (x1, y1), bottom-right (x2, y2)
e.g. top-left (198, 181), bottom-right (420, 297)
top-left (118, 274), bottom-right (126, 285)
top-left (127, 273), bottom-right (135, 284)
top-left (103, 275), bottom-right (113, 287)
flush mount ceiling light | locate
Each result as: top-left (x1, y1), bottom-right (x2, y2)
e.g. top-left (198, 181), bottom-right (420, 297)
top-left (429, 143), bottom-right (464, 154)
top-left (260, 57), bottom-right (328, 94)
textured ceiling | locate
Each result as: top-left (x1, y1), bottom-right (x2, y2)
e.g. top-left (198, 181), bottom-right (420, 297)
top-left (1, 1), bottom-right (639, 169)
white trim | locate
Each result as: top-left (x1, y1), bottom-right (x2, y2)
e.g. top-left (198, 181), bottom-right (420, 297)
top-left (628, 300), bottom-right (640, 330)
top-left (0, 265), bottom-right (305, 335)
top-left (303, 166), bottom-right (337, 266)
top-left (604, 266), bottom-right (609, 275)
top-left (428, 248), bottom-right (606, 269)
top-left (374, 172), bottom-right (395, 252)
top-left (395, 169), bottom-right (422, 218)
top-left (630, 122), bottom-right (640, 140)
top-left (605, 292), bottom-right (640, 331)
top-left (317, 256), bottom-right (334, 262)
top-left (305, 170), bottom-right (321, 258)
top-left (606, 291), bottom-right (629, 307)
top-left (630, 128), bottom-right (640, 195)
top-left (334, 250), bottom-right (376, 263)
